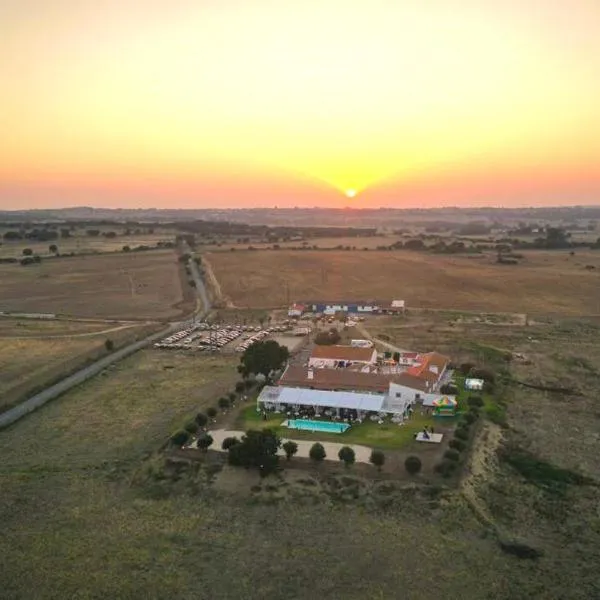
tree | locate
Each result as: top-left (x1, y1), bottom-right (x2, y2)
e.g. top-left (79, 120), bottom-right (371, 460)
top-left (467, 395), bottom-right (484, 408)
top-left (282, 440), bottom-right (298, 460)
top-left (195, 412), bottom-right (208, 427)
top-left (454, 428), bottom-right (469, 441)
top-left (338, 446), bottom-right (356, 467)
top-left (104, 339), bottom-right (114, 351)
top-left (170, 430), bottom-right (190, 446)
top-left (227, 392), bottom-right (236, 403)
top-left (369, 449), bottom-right (385, 471)
top-left (218, 397), bottom-right (230, 411)
top-left (22, 248), bottom-right (33, 256)
top-left (235, 381), bottom-right (245, 393)
top-left (444, 449), bottom-right (460, 462)
top-left (309, 442), bottom-right (326, 463)
top-left (463, 411), bottom-right (478, 424)
top-left (404, 455), bottom-right (422, 475)
top-left (222, 436), bottom-right (240, 450)
top-left (207, 407), bottom-right (217, 419)
top-left (449, 439), bottom-right (466, 451)
top-left (49, 244), bottom-right (58, 254)
top-left (184, 421), bottom-right (199, 434)
top-left (239, 340), bottom-right (289, 380)
top-left (197, 434), bottom-right (213, 452)
top-left (227, 428), bottom-right (281, 476)
top-left (122, 245), bottom-right (131, 252)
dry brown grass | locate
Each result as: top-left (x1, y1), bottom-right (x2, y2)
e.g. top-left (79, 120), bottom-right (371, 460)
top-left (0, 321), bottom-right (160, 411)
top-left (1, 318), bottom-right (599, 598)
top-left (208, 249), bottom-right (600, 315)
top-left (0, 350), bottom-right (238, 468)
top-left (0, 250), bottom-right (186, 319)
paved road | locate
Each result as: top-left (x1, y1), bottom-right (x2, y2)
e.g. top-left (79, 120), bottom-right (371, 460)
top-left (0, 247), bottom-right (215, 431)
top-left (182, 243), bottom-right (211, 317)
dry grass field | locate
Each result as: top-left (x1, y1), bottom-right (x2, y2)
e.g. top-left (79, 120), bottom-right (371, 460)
top-left (0, 250), bottom-right (187, 319)
top-left (208, 249), bottom-right (600, 315)
top-left (0, 319), bottom-right (160, 412)
top-left (1, 322), bottom-right (599, 598)
top-left (0, 350), bottom-right (238, 468)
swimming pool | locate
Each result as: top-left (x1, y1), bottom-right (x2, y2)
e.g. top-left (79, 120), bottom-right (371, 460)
top-left (285, 419), bottom-right (350, 434)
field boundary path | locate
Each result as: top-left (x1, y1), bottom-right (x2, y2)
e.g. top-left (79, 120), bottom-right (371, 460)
top-left (0, 323), bottom-right (183, 430)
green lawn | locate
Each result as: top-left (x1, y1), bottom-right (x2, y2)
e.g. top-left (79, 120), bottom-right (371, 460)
top-left (237, 404), bottom-right (436, 450)
top-left (453, 373), bottom-right (503, 422)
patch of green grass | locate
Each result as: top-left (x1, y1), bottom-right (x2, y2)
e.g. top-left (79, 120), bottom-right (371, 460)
top-left (498, 445), bottom-right (593, 496)
top-left (237, 404), bottom-right (434, 450)
top-left (453, 373), bottom-right (505, 425)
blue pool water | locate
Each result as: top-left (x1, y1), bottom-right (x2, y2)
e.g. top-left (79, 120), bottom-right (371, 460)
top-left (286, 419), bottom-right (350, 434)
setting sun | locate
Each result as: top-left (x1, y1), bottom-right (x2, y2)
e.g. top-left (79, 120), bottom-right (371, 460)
top-left (345, 189), bottom-right (357, 199)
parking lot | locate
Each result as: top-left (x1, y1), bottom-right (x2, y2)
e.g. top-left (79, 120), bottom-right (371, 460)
top-left (153, 321), bottom-right (302, 353)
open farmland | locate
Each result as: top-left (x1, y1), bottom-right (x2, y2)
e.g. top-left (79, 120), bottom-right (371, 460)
top-left (207, 249), bottom-right (600, 315)
top-left (0, 350), bottom-right (238, 468)
top-left (1, 325), bottom-right (599, 597)
top-left (0, 318), bottom-right (159, 412)
top-left (0, 250), bottom-right (188, 319)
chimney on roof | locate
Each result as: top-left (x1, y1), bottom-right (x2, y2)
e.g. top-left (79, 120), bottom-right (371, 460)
top-left (307, 369), bottom-right (314, 380)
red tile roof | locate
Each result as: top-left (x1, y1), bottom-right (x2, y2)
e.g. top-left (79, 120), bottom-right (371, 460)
top-left (278, 365), bottom-right (390, 392)
top-left (310, 345), bottom-right (376, 362)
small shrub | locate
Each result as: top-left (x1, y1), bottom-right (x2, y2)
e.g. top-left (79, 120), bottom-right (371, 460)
top-left (170, 430), bottom-right (190, 446)
top-left (338, 446), bottom-right (356, 467)
top-left (459, 362), bottom-right (475, 375)
top-left (469, 367), bottom-right (495, 383)
top-left (235, 381), bottom-right (245, 393)
top-left (218, 397), bottom-right (230, 410)
top-left (195, 412), bottom-right (208, 427)
top-left (444, 449), bottom-right (460, 462)
top-left (197, 434), bottom-right (213, 452)
top-left (463, 411), bottom-right (478, 424)
top-left (227, 392), bottom-right (236, 402)
top-left (207, 407), bottom-right (218, 419)
top-left (282, 440), bottom-right (298, 460)
top-left (104, 339), bottom-right (115, 351)
top-left (454, 428), bottom-right (469, 441)
top-left (467, 395), bottom-right (484, 408)
top-left (449, 438), bottom-right (466, 451)
top-left (440, 383), bottom-right (458, 395)
top-left (434, 460), bottom-right (457, 478)
top-left (184, 421), bottom-right (199, 434)
top-left (458, 420), bottom-right (471, 432)
top-left (309, 442), bottom-right (326, 463)
top-left (369, 449), bottom-right (385, 471)
top-left (222, 437), bottom-right (240, 451)
top-left (404, 455), bottom-right (422, 475)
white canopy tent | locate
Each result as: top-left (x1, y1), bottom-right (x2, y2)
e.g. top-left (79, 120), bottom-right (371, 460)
top-left (257, 385), bottom-right (386, 413)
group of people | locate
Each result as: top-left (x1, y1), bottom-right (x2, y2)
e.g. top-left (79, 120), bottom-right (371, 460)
top-left (419, 424), bottom-right (435, 440)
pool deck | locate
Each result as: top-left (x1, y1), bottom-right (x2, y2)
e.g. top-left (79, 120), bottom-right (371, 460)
top-left (203, 429), bottom-right (373, 464)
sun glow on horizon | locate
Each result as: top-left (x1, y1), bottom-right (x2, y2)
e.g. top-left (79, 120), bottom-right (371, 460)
top-left (1, 0), bottom-right (600, 208)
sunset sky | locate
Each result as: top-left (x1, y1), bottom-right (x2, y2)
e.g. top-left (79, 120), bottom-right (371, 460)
top-left (1, 0), bottom-right (599, 209)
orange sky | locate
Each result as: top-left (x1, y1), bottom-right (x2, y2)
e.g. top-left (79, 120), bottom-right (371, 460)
top-left (1, 0), bottom-right (599, 209)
